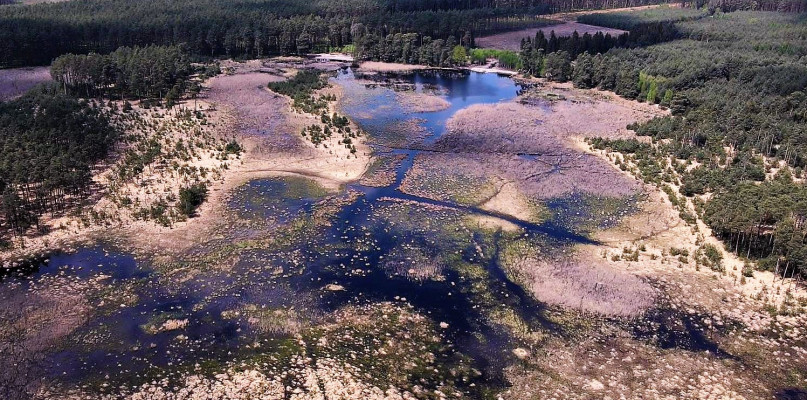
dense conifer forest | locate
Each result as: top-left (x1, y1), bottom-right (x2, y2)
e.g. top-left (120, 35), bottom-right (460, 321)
top-left (535, 9), bottom-right (807, 278)
top-left (0, 0), bottom-right (668, 67)
top-left (50, 46), bottom-right (193, 99)
top-left (0, 86), bottom-right (117, 239)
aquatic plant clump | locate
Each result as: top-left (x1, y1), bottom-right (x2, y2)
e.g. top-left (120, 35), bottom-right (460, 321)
top-left (501, 239), bottom-right (656, 317)
top-left (9, 64), bottom-right (798, 400)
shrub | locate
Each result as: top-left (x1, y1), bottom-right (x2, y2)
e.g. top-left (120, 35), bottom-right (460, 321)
top-left (742, 262), bottom-right (755, 277)
top-left (178, 183), bottom-right (208, 217)
top-left (224, 139), bottom-right (242, 155)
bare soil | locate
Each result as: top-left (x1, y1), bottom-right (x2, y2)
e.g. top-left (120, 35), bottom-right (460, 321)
top-left (476, 22), bottom-right (627, 51)
top-left (0, 58), bottom-right (372, 261)
top-left (0, 67), bottom-right (52, 101)
top-left (474, 4), bottom-right (673, 51)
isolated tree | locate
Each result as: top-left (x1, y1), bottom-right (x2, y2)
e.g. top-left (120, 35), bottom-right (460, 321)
top-left (543, 51), bottom-right (571, 82)
top-left (451, 45), bottom-right (467, 65)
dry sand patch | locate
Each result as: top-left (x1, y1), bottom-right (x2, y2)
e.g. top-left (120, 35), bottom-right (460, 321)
top-left (358, 61), bottom-right (433, 73)
top-left (123, 61), bottom-right (372, 255)
top-left (0, 58), bottom-right (371, 261)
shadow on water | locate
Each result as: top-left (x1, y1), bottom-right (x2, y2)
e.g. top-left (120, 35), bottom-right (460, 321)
top-left (777, 388), bottom-right (807, 400)
top-left (0, 245), bottom-right (147, 283)
top-left (0, 68), bottom-right (727, 394)
top-left (631, 308), bottom-right (736, 359)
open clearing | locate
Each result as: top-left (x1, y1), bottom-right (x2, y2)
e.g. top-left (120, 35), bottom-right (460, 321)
top-left (476, 22), bottom-right (627, 50)
top-left (0, 67), bottom-right (51, 101)
top-left (2, 58), bottom-right (807, 400)
top-left (474, 4), bottom-right (672, 50)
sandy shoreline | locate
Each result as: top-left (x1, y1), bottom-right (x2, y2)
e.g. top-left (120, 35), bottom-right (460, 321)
top-left (4, 57), bottom-right (807, 400)
top-left (121, 59), bottom-right (372, 257)
top-left (3, 57), bottom-right (803, 311)
top-left (0, 58), bottom-right (372, 262)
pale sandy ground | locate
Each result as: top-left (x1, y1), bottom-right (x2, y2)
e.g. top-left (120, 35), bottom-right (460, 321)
top-left (477, 182), bottom-right (540, 229)
top-left (0, 66), bottom-right (52, 101)
top-left (469, 66), bottom-right (518, 75)
top-left (585, 145), bottom-right (807, 308)
top-left (122, 59), bottom-right (371, 256)
top-left (0, 97), bottom-right (242, 263)
top-left (511, 141), bottom-right (807, 400)
top-left (438, 76), bottom-right (807, 320)
top-left (426, 78), bottom-right (670, 316)
top-left (491, 74), bottom-right (806, 400)
top-left (358, 61), bottom-right (435, 73)
top-left (0, 58), bottom-right (371, 262)
top-left (10, 59), bottom-right (806, 400)
top-left (531, 79), bottom-right (807, 310)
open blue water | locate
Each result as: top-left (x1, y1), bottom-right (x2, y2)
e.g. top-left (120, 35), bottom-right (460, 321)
top-left (0, 69), bottom-right (720, 395)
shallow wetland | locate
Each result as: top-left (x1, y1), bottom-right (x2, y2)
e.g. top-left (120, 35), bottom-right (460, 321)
top-left (2, 60), bottom-right (805, 399)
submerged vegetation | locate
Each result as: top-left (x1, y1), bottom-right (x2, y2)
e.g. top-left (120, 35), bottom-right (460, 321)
top-left (4, 0), bottom-right (807, 399)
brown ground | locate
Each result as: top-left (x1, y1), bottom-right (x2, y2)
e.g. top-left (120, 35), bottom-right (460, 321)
top-left (474, 4), bottom-right (676, 51)
top-left (491, 71), bottom-right (807, 400)
top-left (0, 58), bottom-right (371, 262)
top-left (0, 67), bottom-right (51, 101)
top-left (395, 91), bottom-right (450, 113)
top-left (4, 59), bottom-right (807, 399)
top-left (476, 22), bottom-right (627, 51)
top-left (429, 81), bottom-right (662, 201)
top-left (507, 154), bottom-right (807, 399)
top-left (120, 59), bottom-right (371, 257)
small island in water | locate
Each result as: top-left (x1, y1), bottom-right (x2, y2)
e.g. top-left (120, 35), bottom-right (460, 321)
top-left (1, 1), bottom-right (807, 399)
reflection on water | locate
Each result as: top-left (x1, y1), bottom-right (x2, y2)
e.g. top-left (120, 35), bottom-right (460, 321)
top-left (1, 69), bottom-right (648, 395)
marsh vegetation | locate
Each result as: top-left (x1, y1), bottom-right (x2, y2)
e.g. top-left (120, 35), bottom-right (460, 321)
top-left (3, 2), bottom-right (807, 399)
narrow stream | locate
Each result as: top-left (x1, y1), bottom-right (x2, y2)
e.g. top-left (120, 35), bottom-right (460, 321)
top-left (2, 69), bottom-right (627, 395)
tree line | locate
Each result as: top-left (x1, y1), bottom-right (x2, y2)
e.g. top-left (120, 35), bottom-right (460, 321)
top-left (685, 0), bottom-right (807, 13)
top-left (562, 10), bottom-right (807, 278)
top-left (0, 0), bottom-right (670, 67)
top-left (50, 45), bottom-right (193, 100)
top-left (0, 86), bottom-right (118, 239)
top-left (517, 19), bottom-right (678, 80)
